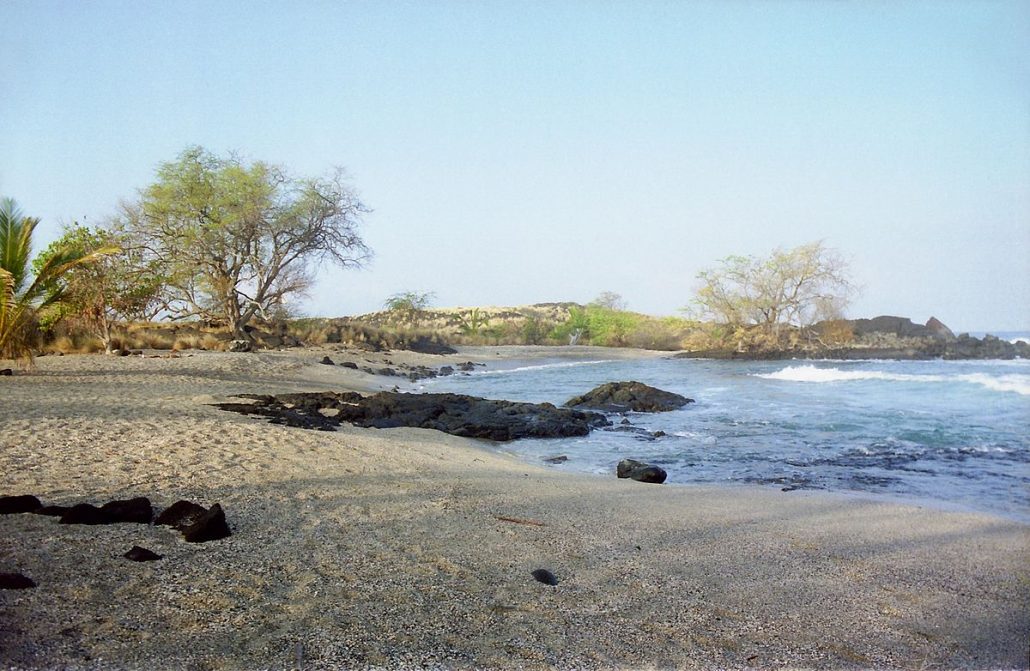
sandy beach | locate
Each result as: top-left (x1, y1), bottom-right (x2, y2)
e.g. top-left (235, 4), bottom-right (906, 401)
top-left (1, 346), bottom-right (1027, 670)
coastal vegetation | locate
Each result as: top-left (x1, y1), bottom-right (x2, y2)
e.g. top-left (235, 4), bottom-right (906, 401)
top-left (114, 146), bottom-right (370, 339)
top-left (691, 241), bottom-right (853, 337)
top-left (0, 198), bottom-right (114, 363)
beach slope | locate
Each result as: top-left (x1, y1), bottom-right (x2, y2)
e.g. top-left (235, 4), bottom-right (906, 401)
top-left (1, 349), bottom-right (1027, 669)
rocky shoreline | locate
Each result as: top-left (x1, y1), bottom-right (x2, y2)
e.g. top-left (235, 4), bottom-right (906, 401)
top-left (677, 315), bottom-right (1030, 360)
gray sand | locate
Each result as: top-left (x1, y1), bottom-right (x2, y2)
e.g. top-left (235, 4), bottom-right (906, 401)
top-left (1, 348), bottom-right (1027, 669)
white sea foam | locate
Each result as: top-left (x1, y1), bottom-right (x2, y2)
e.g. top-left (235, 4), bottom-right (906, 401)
top-left (472, 360), bottom-right (615, 376)
top-left (756, 365), bottom-right (1030, 396)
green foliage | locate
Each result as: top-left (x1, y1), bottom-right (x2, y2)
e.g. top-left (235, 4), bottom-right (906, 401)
top-left (454, 307), bottom-right (489, 335)
top-left (383, 291), bottom-right (435, 326)
top-left (0, 198), bottom-right (113, 362)
top-left (33, 224), bottom-right (164, 352)
top-left (121, 146), bottom-right (370, 338)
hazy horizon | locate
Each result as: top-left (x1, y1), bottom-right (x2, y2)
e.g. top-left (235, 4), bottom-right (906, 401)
top-left (3, 1), bottom-right (1028, 332)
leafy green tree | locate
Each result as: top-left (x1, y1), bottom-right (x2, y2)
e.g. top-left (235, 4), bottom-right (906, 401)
top-left (0, 198), bottom-right (114, 362)
top-left (120, 146), bottom-right (370, 339)
top-left (33, 224), bottom-right (165, 353)
top-left (692, 241), bottom-right (852, 337)
top-left (383, 291), bottom-right (435, 326)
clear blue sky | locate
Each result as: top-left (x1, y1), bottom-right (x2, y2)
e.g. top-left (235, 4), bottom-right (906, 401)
top-left (2, 1), bottom-right (1028, 332)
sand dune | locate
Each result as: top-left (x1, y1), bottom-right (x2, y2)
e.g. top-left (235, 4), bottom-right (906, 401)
top-left (1, 348), bottom-right (1027, 669)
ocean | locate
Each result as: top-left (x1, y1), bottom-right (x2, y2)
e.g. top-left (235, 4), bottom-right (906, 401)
top-left (422, 342), bottom-right (1030, 522)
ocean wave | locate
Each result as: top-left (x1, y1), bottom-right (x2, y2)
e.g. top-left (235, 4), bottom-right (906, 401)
top-left (470, 360), bottom-right (616, 376)
top-left (755, 365), bottom-right (1030, 396)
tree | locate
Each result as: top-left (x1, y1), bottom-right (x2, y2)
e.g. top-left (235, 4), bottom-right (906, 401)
top-left (589, 291), bottom-right (627, 312)
top-left (383, 290), bottom-right (435, 326)
top-left (0, 198), bottom-right (114, 362)
top-left (122, 146), bottom-right (370, 339)
top-left (33, 224), bottom-right (165, 353)
top-left (692, 241), bottom-right (853, 337)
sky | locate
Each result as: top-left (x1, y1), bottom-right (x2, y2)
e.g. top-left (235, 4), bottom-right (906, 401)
top-left (2, 1), bottom-right (1028, 332)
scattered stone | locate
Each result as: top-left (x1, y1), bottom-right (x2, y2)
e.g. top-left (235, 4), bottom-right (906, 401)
top-left (0, 369), bottom-right (12, 376)
top-left (616, 459), bottom-right (668, 484)
top-left (100, 497), bottom-right (153, 524)
top-left (565, 382), bottom-right (694, 413)
top-left (0, 495), bottom-right (42, 514)
top-left (320, 356), bottom-right (335, 365)
top-left (531, 568), bottom-right (559, 586)
top-left (0, 572), bottom-right (36, 589)
top-left (182, 503), bottom-right (231, 543)
top-left (124, 546), bottom-right (163, 562)
top-left (154, 500), bottom-right (210, 531)
top-left (543, 455), bottom-right (568, 464)
top-left (59, 503), bottom-right (115, 525)
top-left (438, 366), bottom-right (454, 376)
top-left (653, 431), bottom-right (667, 438)
top-left (339, 361), bottom-right (358, 369)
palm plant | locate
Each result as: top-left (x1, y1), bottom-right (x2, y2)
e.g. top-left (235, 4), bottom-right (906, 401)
top-left (0, 198), bottom-right (113, 363)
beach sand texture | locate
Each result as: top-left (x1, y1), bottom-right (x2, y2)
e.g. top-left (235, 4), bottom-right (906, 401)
top-left (1, 348), bottom-right (1028, 670)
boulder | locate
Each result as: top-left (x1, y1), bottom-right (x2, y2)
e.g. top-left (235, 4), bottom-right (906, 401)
top-left (124, 546), bottom-right (163, 562)
top-left (407, 336), bottom-right (458, 355)
top-left (616, 459), bottom-right (668, 484)
top-left (0, 495), bottom-right (42, 514)
top-left (100, 497), bottom-right (153, 524)
top-left (849, 316), bottom-right (931, 338)
top-left (59, 503), bottom-right (115, 525)
top-left (182, 503), bottom-right (231, 543)
top-left (543, 455), bottom-right (569, 464)
top-left (0, 572), bottom-right (36, 589)
top-left (925, 317), bottom-right (956, 340)
top-left (340, 361), bottom-right (358, 370)
top-left (438, 366), bottom-right (454, 376)
top-left (319, 356), bottom-right (335, 365)
top-left (565, 382), bottom-right (694, 413)
top-left (0, 369), bottom-right (12, 376)
top-left (155, 500), bottom-right (210, 530)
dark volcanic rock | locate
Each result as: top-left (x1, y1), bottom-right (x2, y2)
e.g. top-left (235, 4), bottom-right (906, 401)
top-left (925, 316), bottom-right (955, 340)
top-left (319, 356), bottom-right (335, 365)
top-left (0, 572), bottom-right (36, 589)
top-left (100, 497), bottom-right (153, 524)
top-left (565, 381), bottom-right (694, 413)
top-left (32, 505), bottom-right (71, 517)
top-left (531, 568), bottom-right (559, 586)
top-left (407, 336), bottom-right (458, 355)
top-left (214, 391), bottom-right (609, 441)
top-left (124, 546), bottom-right (163, 561)
top-left (59, 503), bottom-right (115, 525)
top-left (543, 455), bottom-right (568, 464)
top-left (182, 503), bottom-right (231, 543)
top-left (617, 459), bottom-right (668, 484)
top-left (0, 495), bottom-right (42, 514)
top-left (340, 361), bottom-right (358, 369)
top-left (155, 500), bottom-right (210, 530)
top-left (0, 368), bottom-right (12, 376)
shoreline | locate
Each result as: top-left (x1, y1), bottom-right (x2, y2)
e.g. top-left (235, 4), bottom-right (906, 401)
top-left (1, 347), bottom-right (1028, 669)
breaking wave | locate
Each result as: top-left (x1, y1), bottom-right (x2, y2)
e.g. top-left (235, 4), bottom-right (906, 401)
top-left (755, 365), bottom-right (1030, 396)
